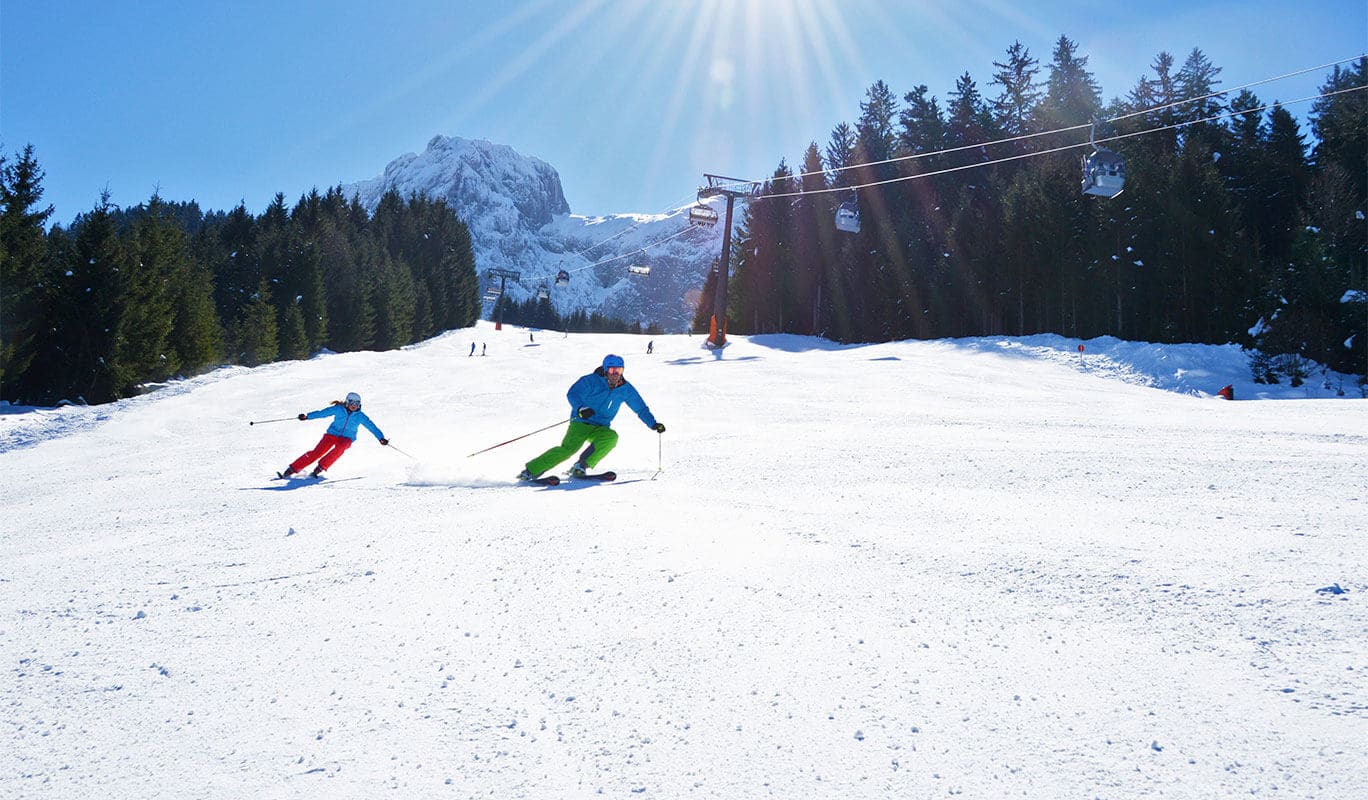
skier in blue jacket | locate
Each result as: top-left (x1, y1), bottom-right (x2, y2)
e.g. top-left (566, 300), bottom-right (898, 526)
top-left (278, 391), bottom-right (388, 478)
top-left (520, 354), bottom-right (665, 480)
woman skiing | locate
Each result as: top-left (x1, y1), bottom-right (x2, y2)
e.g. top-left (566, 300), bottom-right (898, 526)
top-left (278, 392), bottom-right (388, 478)
top-left (519, 354), bottom-right (665, 482)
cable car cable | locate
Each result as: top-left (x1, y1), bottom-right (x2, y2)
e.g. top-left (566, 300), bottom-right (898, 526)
top-left (703, 54), bottom-right (1367, 197)
top-left (753, 83), bottom-right (1368, 200)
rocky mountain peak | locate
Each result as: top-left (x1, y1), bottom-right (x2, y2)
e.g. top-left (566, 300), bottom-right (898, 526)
top-left (341, 136), bottom-right (721, 332)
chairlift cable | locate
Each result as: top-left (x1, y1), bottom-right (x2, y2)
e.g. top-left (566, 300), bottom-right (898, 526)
top-left (756, 84), bottom-right (1368, 200)
top-left (704, 54), bottom-right (1367, 197)
top-left (574, 225), bottom-right (696, 271)
top-left (530, 191), bottom-right (703, 287)
top-left (1107, 54), bottom-right (1367, 124)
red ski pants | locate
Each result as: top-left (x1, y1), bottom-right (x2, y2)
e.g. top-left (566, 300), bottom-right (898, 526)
top-left (291, 433), bottom-right (353, 473)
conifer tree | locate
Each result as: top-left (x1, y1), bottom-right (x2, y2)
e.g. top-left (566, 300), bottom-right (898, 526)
top-left (729, 162), bottom-right (796, 334)
top-left (1041, 35), bottom-right (1102, 129)
top-left (990, 41), bottom-right (1043, 139)
top-left (1222, 89), bottom-right (1267, 214)
top-left (1308, 60), bottom-right (1367, 352)
top-left (1310, 57), bottom-right (1368, 200)
top-left (946, 72), bottom-right (997, 154)
top-left (317, 216), bottom-right (374, 352)
top-left (1176, 48), bottom-right (1225, 154)
top-left (169, 255), bottom-right (224, 374)
top-left (296, 238), bottom-right (329, 351)
top-left (825, 123), bottom-right (857, 179)
top-left (214, 204), bottom-right (260, 324)
top-left (792, 142), bottom-right (834, 335)
top-left (277, 301), bottom-right (309, 361)
top-left (1131, 52), bottom-right (1179, 157)
top-left (855, 81), bottom-right (899, 166)
top-left (1259, 103), bottom-right (1312, 264)
top-left (446, 217), bottom-right (480, 329)
top-left (820, 120), bottom-right (867, 341)
top-left (898, 85), bottom-right (948, 162)
top-left (369, 247), bottom-right (417, 350)
top-left (235, 281), bottom-right (279, 366)
top-left (111, 195), bottom-right (182, 394)
top-left (0, 145), bottom-right (53, 400)
top-left (53, 195), bottom-right (126, 402)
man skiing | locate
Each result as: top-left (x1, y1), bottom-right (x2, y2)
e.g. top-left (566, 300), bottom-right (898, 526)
top-left (278, 391), bottom-right (388, 478)
top-left (519, 354), bottom-right (665, 482)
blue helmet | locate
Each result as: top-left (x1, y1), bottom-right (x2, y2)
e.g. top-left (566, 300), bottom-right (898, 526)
top-left (602, 354), bottom-right (625, 369)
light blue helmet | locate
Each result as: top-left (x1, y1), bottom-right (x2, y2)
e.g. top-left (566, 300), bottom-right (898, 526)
top-left (602, 354), bottom-right (625, 369)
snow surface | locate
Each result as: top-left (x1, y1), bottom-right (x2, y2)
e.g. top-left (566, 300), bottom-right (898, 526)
top-left (3, 324), bottom-right (1365, 799)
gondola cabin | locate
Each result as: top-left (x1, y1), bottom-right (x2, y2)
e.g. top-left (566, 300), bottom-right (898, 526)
top-left (1082, 148), bottom-right (1126, 199)
top-left (834, 201), bottom-right (861, 234)
top-left (554, 269), bottom-right (570, 286)
top-left (688, 204), bottom-right (719, 227)
top-left (536, 285), bottom-right (550, 300)
top-left (627, 264), bottom-right (651, 276)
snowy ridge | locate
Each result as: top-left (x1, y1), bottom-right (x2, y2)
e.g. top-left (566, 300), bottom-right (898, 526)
top-left (341, 136), bottom-right (723, 331)
top-left (0, 364), bottom-right (255, 453)
top-left (347, 136), bottom-right (570, 227)
top-left (943, 334), bottom-right (1359, 397)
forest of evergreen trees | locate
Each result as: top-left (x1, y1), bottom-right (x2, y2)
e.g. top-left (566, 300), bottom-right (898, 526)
top-left (0, 166), bottom-right (481, 405)
top-left (696, 42), bottom-right (1366, 387)
top-left (489, 294), bottom-right (664, 337)
top-left (2, 40), bottom-right (1365, 406)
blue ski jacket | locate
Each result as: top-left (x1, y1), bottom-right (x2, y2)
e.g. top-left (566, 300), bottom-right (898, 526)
top-left (305, 405), bottom-right (386, 442)
top-left (567, 368), bottom-right (658, 429)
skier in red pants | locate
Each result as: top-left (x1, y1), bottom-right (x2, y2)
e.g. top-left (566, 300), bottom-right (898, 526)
top-left (278, 392), bottom-right (388, 478)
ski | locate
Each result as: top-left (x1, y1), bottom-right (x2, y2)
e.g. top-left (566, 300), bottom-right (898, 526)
top-left (569, 471), bottom-right (616, 482)
top-left (520, 475), bottom-right (560, 486)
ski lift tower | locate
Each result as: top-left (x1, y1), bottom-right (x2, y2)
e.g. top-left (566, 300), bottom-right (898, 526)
top-left (697, 174), bottom-right (760, 347)
top-left (485, 268), bottom-right (521, 330)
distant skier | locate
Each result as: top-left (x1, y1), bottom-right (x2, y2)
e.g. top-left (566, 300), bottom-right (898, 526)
top-left (481, 343), bottom-right (486, 356)
top-left (647, 340), bottom-right (654, 354)
top-left (278, 392), bottom-right (388, 478)
top-left (469, 342), bottom-right (476, 357)
top-left (519, 354), bottom-right (665, 481)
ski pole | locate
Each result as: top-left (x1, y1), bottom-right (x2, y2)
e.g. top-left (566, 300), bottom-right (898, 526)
top-left (248, 417), bottom-right (296, 426)
top-left (467, 418), bottom-right (569, 458)
top-left (651, 430), bottom-right (664, 480)
top-left (386, 442), bottom-right (417, 460)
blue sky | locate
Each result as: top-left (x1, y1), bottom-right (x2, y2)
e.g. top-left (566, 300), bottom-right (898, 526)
top-left (3, 0), bottom-right (1364, 227)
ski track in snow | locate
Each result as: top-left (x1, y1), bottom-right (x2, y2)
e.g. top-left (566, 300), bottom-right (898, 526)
top-left (2, 323), bottom-right (1365, 799)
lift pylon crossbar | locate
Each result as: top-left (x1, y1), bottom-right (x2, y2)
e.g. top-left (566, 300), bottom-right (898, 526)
top-left (698, 174), bottom-right (761, 199)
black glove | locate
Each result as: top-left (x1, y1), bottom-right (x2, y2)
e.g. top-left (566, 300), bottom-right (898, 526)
top-left (578, 407), bottom-right (595, 419)
top-left (297, 413), bottom-right (307, 421)
top-left (653, 423), bottom-right (666, 433)
top-left (379, 438), bottom-right (389, 446)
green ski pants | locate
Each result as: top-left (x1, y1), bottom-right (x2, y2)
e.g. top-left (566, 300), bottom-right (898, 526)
top-left (525, 421), bottom-right (618, 477)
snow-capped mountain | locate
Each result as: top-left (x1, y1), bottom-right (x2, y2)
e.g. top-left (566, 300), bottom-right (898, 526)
top-left (343, 136), bottom-right (723, 332)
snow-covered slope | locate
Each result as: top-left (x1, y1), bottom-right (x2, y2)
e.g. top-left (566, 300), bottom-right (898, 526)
top-left (342, 136), bottom-right (723, 331)
top-left (3, 327), bottom-right (1365, 799)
